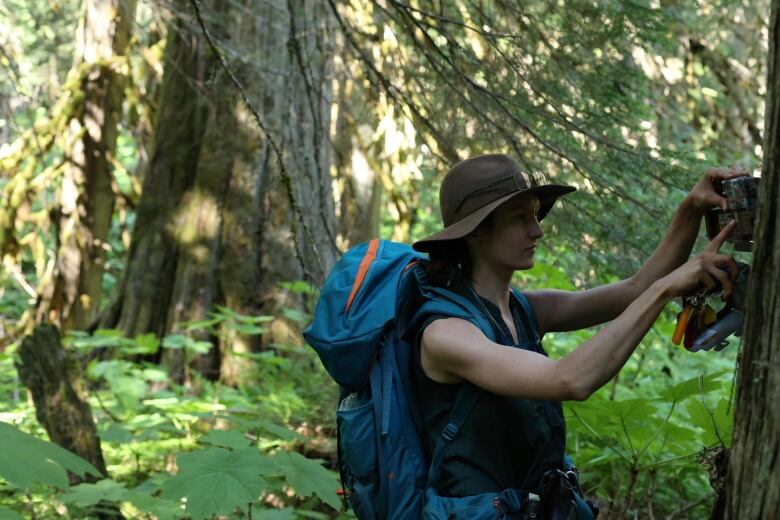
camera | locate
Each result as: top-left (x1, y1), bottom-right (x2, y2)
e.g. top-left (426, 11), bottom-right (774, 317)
top-left (704, 176), bottom-right (760, 251)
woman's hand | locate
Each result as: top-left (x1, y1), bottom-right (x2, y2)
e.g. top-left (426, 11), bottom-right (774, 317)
top-left (658, 220), bottom-right (739, 299)
top-left (684, 166), bottom-right (750, 213)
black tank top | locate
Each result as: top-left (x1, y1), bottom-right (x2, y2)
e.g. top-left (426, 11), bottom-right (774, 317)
top-left (413, 287), bottom-right (566, 496)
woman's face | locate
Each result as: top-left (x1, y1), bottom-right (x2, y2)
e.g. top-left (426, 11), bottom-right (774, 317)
top-left (466, 192), bottom-right (543, 272)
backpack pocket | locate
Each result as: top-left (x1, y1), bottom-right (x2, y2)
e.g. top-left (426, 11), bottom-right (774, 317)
top-left (337, 394), bottom-right (378, 517)
top-left (338, 395), bottom-right (377, 478)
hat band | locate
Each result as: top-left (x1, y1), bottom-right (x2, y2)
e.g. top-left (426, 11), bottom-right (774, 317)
top-left (452, 171), bottom-right (545, 216)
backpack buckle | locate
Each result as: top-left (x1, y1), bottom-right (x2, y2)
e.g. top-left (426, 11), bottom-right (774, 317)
top-left (441, 422), bottom-right (459, 442)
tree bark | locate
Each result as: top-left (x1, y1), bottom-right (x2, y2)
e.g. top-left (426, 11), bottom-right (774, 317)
top-left (100, 0), bottom-right (339, 385)
top-left (36, 0), bottom-right (137, 331)
top-left (108, 0), bottom-right (213, 344)
top-left (254, 0), bottom-right (339, 291)
top-left (15, 325), bottom-right (109, 481)
top-left (723, 0), bottom-right (780, 516)
top-left (16, 324), bottom-right (123, 518)
top-left (211, 0), bottom-right (340, 383)
top-left (243, 1), bottom-right (339, 374)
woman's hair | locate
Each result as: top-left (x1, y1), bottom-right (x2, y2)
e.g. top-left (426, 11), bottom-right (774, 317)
top-left (425, 213), bottom-right (494, 288)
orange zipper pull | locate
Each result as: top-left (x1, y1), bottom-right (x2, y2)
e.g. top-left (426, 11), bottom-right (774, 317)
top-left (673, 305), bottom-right (693, 345)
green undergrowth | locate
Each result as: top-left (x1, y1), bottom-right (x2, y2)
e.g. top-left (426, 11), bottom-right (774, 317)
top-left (0, 307), bottom-right (348, 519)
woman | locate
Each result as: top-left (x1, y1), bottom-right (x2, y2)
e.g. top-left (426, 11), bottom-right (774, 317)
top-left (410, 153), bottom-right (744, 516)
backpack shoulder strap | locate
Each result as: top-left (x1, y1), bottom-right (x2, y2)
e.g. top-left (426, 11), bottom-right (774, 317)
top-left (511, 288), bottom-right (542, 344)
top-left (427, 380), bottom-right (483, 489)
top-left (405, 282), bottom-right (500, 490)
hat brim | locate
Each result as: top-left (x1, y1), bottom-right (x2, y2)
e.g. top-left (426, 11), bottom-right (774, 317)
top-left (412, 184), bottom-right (575, 253)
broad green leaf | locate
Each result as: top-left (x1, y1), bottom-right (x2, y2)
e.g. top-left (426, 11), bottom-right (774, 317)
top-left (659, 372), bottom-right (726, 403)
top-left (713, 399), bottom-right (734, 446)
top-left (111, 375), bottom-right (148, 408)
top-left (0, 422), bottom-right (100, 489)
top-left (225, 322), bottom-right (266, 335)
top-left (126, 333), bottom-right (160, 355)
top-left (685, 399), bottom-right (732, 447)
top-left (126, 489), bottom-right (182, 520)
top-left (140, 366), bottom-right (168, 382)
top-left (0, 506), bottom-right (24, 520)
top-left (213, 304), bottom-right (242, 319)
top-left (272, 452), bottom-right (340, 510)
top-left (99, 422), bottom-right (133, 444)
top-left (70, 333), bottom-right (126, 350)
top-left (282, 307), bottom-right (309, 324)
top-left (294, 510), bottom-right (331, 519)
top-left (161, 334), bottom-right (190, 349)
top-left (200, 429), bottom-right (253, 450)
top-left (60, 479), bottom-right (129, 506)
top-left (186, 341), bottom-right (213, 354)
top-left (278, 280), bottom-right (316, 295)
top-left (233, 314), bottom-right (274, 324)
top-left (239, 419), bottom-right (304, 441)
top-left (161, 447), bottom-right (275, 520)
top-left (184, 317), bottom-right (222, 332)
top-left (609, 398), bottom-right (659, 421)
top-left (255, 508), bottom-right (297, 520)
top-left (259, 421), bottom-right (304, 441)
top-left (87, 359), bottom-right (133, 380)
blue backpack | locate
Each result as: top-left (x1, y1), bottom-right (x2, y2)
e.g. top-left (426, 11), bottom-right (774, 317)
top-left (303, 240), bottom-right (499, 517)
top-left (303, 239), bottom-right (593, 519)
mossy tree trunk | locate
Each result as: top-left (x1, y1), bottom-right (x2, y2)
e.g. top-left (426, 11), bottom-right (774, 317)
top-left (16, 325), bottom-right (109, 480)
top-left (104, 0), bottom-right (214, 346)
top-left (101, 0), bottom-right (338, 384)
top-left (36, 0), bottom-right (137, 331)
top-left (183, 0), bottom-right (340, 384)
top-left (721, 0), bottom-right (780, 516)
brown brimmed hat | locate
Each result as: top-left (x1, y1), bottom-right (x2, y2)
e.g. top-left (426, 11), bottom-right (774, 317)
top-left (413, 154), bottom-right (576, 253)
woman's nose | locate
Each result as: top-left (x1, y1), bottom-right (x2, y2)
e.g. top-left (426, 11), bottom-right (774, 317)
top-left (530, 219), bottom-right (544, 240)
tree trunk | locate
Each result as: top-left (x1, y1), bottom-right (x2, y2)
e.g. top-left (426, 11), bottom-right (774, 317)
top-left (253, 0), bottom-right (339, 292)
top-left (107, 0), bottom-right (213, 345)
top-left (213, 0), bottom-right (340, 383)
top-left (36, 0), bottom-right (137, 331)
top-left (16, 325), bottom-right (109, 480)
top-left (16, 324), bottom-right (123, 519)
top-left (163, 1), bottom-right (252, 382)
top-left (723, 0), bottom-right (780, 516)
top-left (101, 0), bottom-right (339, 385)
top-left (241, 1), bottom-right (339, 376)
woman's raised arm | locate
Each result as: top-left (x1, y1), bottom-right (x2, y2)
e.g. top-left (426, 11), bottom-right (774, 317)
top-left (421, 223), bottom-right (740, 401)
top-left (526, 167), bottom-right (746, 335)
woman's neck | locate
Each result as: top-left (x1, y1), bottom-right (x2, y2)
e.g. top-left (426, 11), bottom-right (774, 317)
top-left (469, 261), bottom-right (514, 316)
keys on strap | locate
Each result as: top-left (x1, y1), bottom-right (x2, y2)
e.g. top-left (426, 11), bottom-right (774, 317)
top-left (672, 291), bottom-right (718, 348)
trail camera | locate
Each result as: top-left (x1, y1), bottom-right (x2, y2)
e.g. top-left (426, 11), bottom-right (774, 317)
top-left (704, 176), bottom-right (760, 251)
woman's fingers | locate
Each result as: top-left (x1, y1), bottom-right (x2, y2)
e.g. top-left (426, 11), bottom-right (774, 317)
top-left (705, 263), bottom-right (734, 297)
top-left (704, 166), bottom-right (750, 180)
top-left (705, 220), bottom-right (737, 253)
top-left (702, 168), bottom-right (750, 210)
top-left (698, 270), bottom-right (718, 293)
top-left (714, 253), bottom-right (739, 280)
